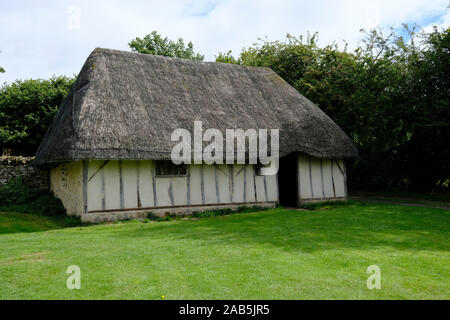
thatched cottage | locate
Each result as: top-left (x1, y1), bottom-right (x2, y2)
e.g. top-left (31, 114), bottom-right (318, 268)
top-left (34, 48), bottom-right (358, 222)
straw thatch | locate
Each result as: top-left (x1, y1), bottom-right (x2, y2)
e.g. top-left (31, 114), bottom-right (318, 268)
top-left (34, 48), bottom-right (358, 164)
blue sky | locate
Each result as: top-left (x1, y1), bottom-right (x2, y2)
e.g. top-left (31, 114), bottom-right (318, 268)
top-left (0, 0), bottom-right (448, 84)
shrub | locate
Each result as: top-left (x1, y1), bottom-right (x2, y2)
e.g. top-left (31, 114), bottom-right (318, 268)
top-left (191, 208), bottom-right (234, 218)
top-left (0, 76), bottom-right (76, 155)
top-left (63, 216), bottom-right (83, 227)
top-left (146, 212), bottom-right (176, 221)
top-left (0, 177), bottom-right (65, 216)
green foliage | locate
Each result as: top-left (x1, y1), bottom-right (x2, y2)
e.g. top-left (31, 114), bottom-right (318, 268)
top-left (129, 31), bottom-right (204, 61)
top-left (0, 177), bottom-right (65, 216)
top-left (146, 212), bottom-right (176, 222)
top-left (146, 212), bottom-right (175, 221)
top-left (62, 216), bottom-right (83, 227)
top-left (0, 75), bottom-right (75, 155)
top-left (215, 50), bottom-right (240, 64)
top-left (217, 27), bottom-right (450, 192)
top-left (191, 208), bottom-right (234, 218)
top-left (1, 28), bottom-right (447, 192)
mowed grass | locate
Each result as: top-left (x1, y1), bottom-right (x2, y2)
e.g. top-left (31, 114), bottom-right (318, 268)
top-left (0, 212), bottom-right (81, 235)
top-left (0, 202), bottom-right (448, 299)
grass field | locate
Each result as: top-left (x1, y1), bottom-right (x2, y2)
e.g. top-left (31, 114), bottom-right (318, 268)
top-left (0, 202), bottom-right (448, 299)
top-left (0, 212), bottom-right (81, 235)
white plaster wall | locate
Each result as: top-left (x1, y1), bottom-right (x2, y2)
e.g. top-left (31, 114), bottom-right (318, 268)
top-left (137, 161), bottom-right (154, 208)
top-left (172, 177), bottom-right (188, 206)
top-left (232, 164), bottom-right (245, 203)
top-left (50, 161), bottom-right (83, 216)
top-left (155, 176), bottom-right (172, 207)
top-left (333, 159), bottom-right (346, 198)
top-left (255, 175), bottom-right (266, 202)
top-left (189, 164), bottom-right (202, 205)
top-left (83, 160), bottom-right (278, 213)
top-left (298, 154), bottom-right (312, 199)
top-left (104, 161), bottom-right (120, 210)
top-left (87, 160), bottom-right (104, 211)
top-left (245, 164), bottom-right (256, 203)
top-left (216, 164), bottom-right (231, 203)
top-left (265, 175), bottom-right (278, 202)
top-left (310, 157), bottom-right (323, 198)
top-left (202, 165), bottom-right (217, 204)
top-left (298, 155), bottom-right (347, 202)
top-left (122, 161), bottom-right (138, 209)
top-left (51, 157), bottom-right (345, 216)
top-left (322, 159), bottom-right (334, 198)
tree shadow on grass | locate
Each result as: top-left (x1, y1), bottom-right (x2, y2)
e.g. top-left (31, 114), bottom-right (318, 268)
top-left (116, 202), bottom-right (450, 254)
top-left (0, 212), bottom-right (81, 235)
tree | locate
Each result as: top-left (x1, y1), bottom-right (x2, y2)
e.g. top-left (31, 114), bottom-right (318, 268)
top-left (215, 50), bottom-right (240, 64)
top-left (0, 76), bottom-right (76, 155)
top-left (129, 31), bottom-right (204, 61)
top-left (215, 27), bottom-right (450, 192)
top-left (397, 27), bottom-right (450, 191)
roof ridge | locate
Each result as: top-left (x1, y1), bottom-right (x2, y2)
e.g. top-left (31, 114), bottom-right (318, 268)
top-left (89, 47), bottom-right (273, 71)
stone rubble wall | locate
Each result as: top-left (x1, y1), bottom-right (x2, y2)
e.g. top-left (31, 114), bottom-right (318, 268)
top-left (0, 156), bottom-right (49, 189)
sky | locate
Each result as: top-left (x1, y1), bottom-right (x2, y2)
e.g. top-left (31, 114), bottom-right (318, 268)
top-left (0, 0), bottom-right (448, 83)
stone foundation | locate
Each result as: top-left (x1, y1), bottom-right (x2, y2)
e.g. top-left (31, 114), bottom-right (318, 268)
top-left (81, 202), bottom-right (277, 223)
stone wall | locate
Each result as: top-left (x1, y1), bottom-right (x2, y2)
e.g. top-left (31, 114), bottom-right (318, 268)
top-left (0, 156), bottom-right (49, 189)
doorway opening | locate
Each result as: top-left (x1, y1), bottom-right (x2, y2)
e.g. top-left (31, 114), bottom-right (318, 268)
top-left (277, 153), bottom-right (299, 207)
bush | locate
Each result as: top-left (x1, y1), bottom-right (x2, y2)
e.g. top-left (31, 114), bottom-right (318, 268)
top-left (0, 177), bottom-right (65, 216)
top-left (216, 27), bottom-right (450, 192)
top-left (146, 212), bottom-right (176, 221)
top-left (0, 76), bottom-right (75, 155)
top-left (191, 208), bottom-right (234, 218)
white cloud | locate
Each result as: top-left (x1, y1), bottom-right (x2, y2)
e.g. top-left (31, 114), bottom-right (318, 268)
top-left (0, 0), bottom-right (448, 83)
top-left (423, 8), bottom-right (450, 33)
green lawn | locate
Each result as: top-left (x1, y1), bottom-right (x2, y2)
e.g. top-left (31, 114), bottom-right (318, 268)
top-left (0, 212), bottom-right (81, 235)
top-left (0, 202), bottom-right (448, 299)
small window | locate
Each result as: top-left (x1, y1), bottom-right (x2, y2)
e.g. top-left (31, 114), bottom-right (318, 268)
top-left (155, 161), bottom-right (187, 177)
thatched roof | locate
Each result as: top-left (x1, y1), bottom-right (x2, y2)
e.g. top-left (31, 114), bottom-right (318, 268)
top-left (34, 48), bottom-right (358, 165)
